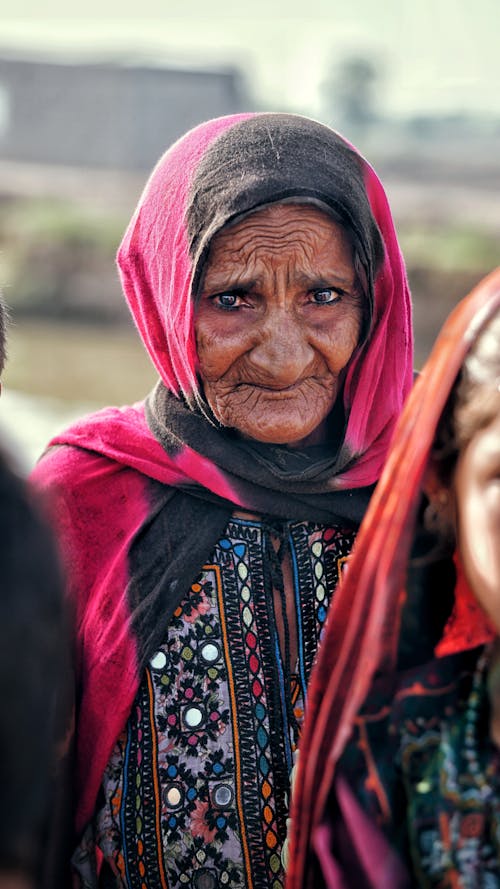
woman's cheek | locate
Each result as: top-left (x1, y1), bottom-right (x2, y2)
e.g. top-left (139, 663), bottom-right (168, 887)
top-left (195, 329), bottom-right (229, 380)
top-left (459, 481), bottom-right (500, 632)
top-left (322, 316), bottom-right (363, 373)
top-left (195, 315), bottom-right (249, 380)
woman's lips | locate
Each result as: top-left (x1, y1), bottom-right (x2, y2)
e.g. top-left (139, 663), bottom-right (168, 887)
top-left (239, 381), bottom-right (304, 396)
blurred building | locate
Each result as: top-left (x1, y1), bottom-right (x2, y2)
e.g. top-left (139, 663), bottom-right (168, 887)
top-left (0, 53), bottom-right (248, 170)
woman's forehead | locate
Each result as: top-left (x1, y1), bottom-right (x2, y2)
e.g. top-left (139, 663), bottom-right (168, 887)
top-left (185, 112), bottom-right (384, 300)
top-left (216, 195), bottom-right (346, 234)
top-left (200, 204), bottom-right (360, 304)
top-left (206, 202), bottom-right (353, 265)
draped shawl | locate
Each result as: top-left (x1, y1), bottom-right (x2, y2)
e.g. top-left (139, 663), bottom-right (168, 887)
top-left (30, 112), bottom-right (413, 835)
top-left (287, 267), bottom-right (500, 889)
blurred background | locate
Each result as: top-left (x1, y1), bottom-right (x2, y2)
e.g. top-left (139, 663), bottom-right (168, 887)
top-left (0, 0), bottom-right (499, 467)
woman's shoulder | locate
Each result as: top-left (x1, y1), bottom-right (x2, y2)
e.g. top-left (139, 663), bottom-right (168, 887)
top-left (30, 400), bottom-right (157, 499)
top-left (30, 442), bottom-right (149, 525)
top-left (29, 439), bottom-right (169, 579)
top-left (32, 440), bottom-right (133, 488)
top-left (29, 440), bottom-right (175, 623)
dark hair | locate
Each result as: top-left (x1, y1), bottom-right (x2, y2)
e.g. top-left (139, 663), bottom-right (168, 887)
top-left (432, 308), bottom-right (500, 487)
top-left (0, 447), bottom-right (66, 878)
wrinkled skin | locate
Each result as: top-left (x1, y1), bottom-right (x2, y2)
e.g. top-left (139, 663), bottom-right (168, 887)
top-left (195, 203), bottom-right (364, 447)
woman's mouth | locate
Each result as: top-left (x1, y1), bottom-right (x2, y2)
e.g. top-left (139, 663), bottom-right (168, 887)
top-left (240, 381), bottom-right (304, 394)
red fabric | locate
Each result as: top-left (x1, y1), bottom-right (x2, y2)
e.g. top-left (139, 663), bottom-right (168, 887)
top-left (31, 113), bottom-right (413, 837)
top-left (287, 268), bottom-right (500, 889)
top-left (338, 153), bottom-right (414, 488)
top-left (437, 551), bottom-right (496, 656)
top-left (313, 776), bottom-right (410, 888)
top-left (45, 401), bottom-right (244, 502)
top-left (31, 445), bottom-right (150, 834)
top-left (116, 114), bottom-right (254, 401)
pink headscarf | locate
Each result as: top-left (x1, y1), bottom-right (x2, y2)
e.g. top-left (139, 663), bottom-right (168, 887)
top-left (108, 111), bottom-right (413, 491)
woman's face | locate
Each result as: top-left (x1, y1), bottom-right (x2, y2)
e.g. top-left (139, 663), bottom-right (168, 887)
top-left (194, 203), bottom-right (364, 447)
top-left (454, 407), bottom-right (500, 630)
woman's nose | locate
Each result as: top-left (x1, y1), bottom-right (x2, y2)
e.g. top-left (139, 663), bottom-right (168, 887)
top-left (249, 313), bottom-right (314, 385)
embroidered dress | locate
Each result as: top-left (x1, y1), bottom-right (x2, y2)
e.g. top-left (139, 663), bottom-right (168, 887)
top-left (334, 648), bottom-right (500, 888)
top-left (75, 517), bottom-right (354, 888)
top-left (402, 653), bottom-right (500, 887)
top-left (29, 113), bottom-right (416, 883)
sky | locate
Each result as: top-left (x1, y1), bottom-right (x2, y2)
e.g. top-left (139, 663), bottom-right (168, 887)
top-left (0, 0), bottom-right (499, 119)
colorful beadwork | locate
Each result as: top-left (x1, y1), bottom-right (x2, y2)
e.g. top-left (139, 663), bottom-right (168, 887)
top-left (337, 647), bottom-right (500, 888)
top-left (88, 517), bottom-right (355, 888)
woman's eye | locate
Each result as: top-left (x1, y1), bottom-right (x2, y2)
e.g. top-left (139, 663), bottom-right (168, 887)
top-left (213, 292), bottom-right (241, 309)
top-left (311, 288), bottom-right (342, 305)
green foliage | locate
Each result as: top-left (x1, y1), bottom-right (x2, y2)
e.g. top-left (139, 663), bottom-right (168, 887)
top-left (400, 224), bottom-right (499, 272)
top-left (3, 319), bottom-right (156, 405)
top-left (0, 196), bottom-right (127, 318)
top-left (0, 196), bottom-right (124, 249)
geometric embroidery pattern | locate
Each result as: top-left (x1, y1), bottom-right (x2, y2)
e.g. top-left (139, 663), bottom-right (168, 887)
top-left (91, 517), bottom-right (356, 888)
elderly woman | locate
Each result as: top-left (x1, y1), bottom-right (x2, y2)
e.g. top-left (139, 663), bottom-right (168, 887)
top-left (32, 113), bottom-right (419, 887)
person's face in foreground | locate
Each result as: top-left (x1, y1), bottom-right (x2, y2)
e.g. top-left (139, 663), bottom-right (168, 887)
top-left (454, 406), bottom-right (500, 630)
top-left (195, 203), bottom-right (363, 447)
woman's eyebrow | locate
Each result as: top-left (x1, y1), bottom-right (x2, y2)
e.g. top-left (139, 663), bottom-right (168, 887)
top-left (293, 270), bottom-right (357, 289)
top-left (202, 274), bottom-right (258, 292)
top-left (203, 270), bottom-right (357, 292)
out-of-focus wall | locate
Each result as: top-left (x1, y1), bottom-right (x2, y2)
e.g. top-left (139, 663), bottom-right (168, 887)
top-left (0, 55), bottom-right (247, 170)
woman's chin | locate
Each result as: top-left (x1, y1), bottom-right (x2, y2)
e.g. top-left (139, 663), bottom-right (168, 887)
top-left (236, 419), bottom-right (328, 448)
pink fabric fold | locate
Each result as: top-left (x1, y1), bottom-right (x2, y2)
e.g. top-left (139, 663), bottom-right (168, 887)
top-left (313, 776), bottom-right (411, 889)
